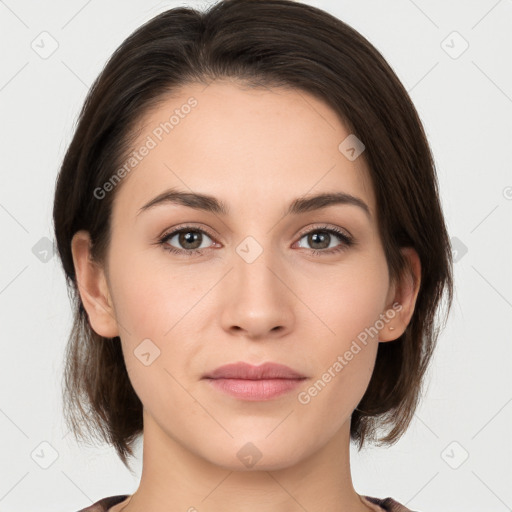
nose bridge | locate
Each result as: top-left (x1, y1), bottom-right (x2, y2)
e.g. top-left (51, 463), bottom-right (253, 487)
top-left (219, 230), bottom-right (295, 337)
top-left (221, 192), bottom-right (293, 296)
top-left (233, 233), bottom-right (281, 296)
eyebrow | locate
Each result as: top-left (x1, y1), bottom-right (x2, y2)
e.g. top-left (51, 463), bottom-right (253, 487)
top-left (137, 188), bottom-right (371, 219)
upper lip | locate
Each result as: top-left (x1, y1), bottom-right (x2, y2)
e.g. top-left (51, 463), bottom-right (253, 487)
top-left (203, 362), bottom-right (307, 380)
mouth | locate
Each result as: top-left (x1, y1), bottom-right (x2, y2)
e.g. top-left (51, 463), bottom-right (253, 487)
top-left (202, 361), bottom-right (307, 401)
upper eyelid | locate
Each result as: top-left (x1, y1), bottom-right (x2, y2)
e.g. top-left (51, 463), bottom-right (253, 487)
top-left (161, 223), bottom-right (352, 244)
top-left (297, 224), bottom-right (351, 239)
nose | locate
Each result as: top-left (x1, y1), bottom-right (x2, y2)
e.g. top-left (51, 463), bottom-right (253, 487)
top-left (219, 241), bottom-right (295, 340)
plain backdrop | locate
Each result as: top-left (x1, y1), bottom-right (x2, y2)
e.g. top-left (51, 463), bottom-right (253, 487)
top-left (0, 1), bottom-right (511, 511)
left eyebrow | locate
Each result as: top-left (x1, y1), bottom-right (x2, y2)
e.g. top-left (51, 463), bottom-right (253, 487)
top-left (137, 188), bottom-right (371, 219)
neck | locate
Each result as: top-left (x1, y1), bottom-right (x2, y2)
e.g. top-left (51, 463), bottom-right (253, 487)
top-left (115, 410), bottom-right (373, 512)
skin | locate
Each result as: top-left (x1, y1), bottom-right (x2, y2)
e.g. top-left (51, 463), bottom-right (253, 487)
top-left (71, 80), bottom-right (421, 512)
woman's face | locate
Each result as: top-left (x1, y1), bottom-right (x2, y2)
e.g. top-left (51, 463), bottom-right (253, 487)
top-left (82, 81), bottom-right (409, 470)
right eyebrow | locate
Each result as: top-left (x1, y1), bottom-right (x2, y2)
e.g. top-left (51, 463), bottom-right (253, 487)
top-left (288, 192), bottom-right (371, 219)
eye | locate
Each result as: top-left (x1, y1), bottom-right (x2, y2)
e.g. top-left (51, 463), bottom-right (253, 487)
top-left (157, 224), bottom-right (355, 258)
top-left (159, 225), bottom-right (216, 256)
top-left (295, 225), bottom-right (354, 256)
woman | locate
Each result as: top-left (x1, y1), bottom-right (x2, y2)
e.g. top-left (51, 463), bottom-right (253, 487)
top-left (53, 1), bottom-right (453, 510)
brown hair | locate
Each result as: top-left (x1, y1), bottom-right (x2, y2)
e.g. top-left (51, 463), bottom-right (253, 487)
top-left (53, 0), bottom-right (453, 471)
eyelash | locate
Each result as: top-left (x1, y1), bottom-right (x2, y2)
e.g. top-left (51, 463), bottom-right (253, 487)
top-left (157, 224), bottom-right (355, 258)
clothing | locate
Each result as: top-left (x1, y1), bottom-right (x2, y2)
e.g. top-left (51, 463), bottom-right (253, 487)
top-left (362, 495), bottom-right (415, 511)
top-left (77, 494), bottom-right (415, 511)
top-left (77, 495), bottom-right (129, 512)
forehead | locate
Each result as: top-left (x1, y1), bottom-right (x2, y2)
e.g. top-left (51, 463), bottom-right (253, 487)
top-left (112, 80), bottom-right (375, 222)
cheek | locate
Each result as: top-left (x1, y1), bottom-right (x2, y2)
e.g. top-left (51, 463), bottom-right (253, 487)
top-left (107, 249), bottom-right (205, 382)
top-left (300, 253), bottom-right (388, 399)
top-left (107, 243), bottom-right (192, 337)
top-left (312, 253), bottom-right (390, 341)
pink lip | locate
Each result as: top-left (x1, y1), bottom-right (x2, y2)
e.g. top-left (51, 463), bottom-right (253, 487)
top-left (203, 362), bottom-right (307, 401)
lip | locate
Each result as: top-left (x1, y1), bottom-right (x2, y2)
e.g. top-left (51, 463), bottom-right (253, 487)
top-left (203, 361), bottom-right (306, 380)
top-left (202, 362), bottom-right (307, 401)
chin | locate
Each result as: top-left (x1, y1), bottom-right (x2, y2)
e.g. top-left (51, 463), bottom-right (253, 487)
top-left (197, 435), bottom-right (309, 472)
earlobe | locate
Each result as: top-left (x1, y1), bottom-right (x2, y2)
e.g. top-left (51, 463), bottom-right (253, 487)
top-left (70, 230), bottom-right (119, 338)
top-left (379, 247), bottom-right (421, 342)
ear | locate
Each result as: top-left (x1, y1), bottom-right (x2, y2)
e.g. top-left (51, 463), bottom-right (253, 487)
top-left (70, 230), bottom-right (119, 339)
top-left (379, 247), bottom-right (421, 342)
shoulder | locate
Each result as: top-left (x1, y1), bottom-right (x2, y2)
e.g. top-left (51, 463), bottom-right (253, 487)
top-left (76, 495), bottom-right (130, 512)
top-left (363, 495), bottom-right (418, 512)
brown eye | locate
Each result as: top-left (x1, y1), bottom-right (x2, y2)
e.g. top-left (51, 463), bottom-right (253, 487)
top-left (159, 226), bottom-right (216, 257)
top-left (296, 226), bottom-right (353, 255)
top-left (163, 229), bottom-right (213, 250)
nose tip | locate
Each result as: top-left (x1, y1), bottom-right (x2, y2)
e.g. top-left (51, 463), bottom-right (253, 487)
top-left (223, 272), bottom-right (293, 339)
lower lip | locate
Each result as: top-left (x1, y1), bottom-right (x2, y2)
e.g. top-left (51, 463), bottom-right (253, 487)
top-left (205, 378), bottom-right (305, 401)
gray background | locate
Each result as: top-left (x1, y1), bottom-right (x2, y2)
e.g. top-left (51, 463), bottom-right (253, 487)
top-left (0, 1), bottom-right (511, 511)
